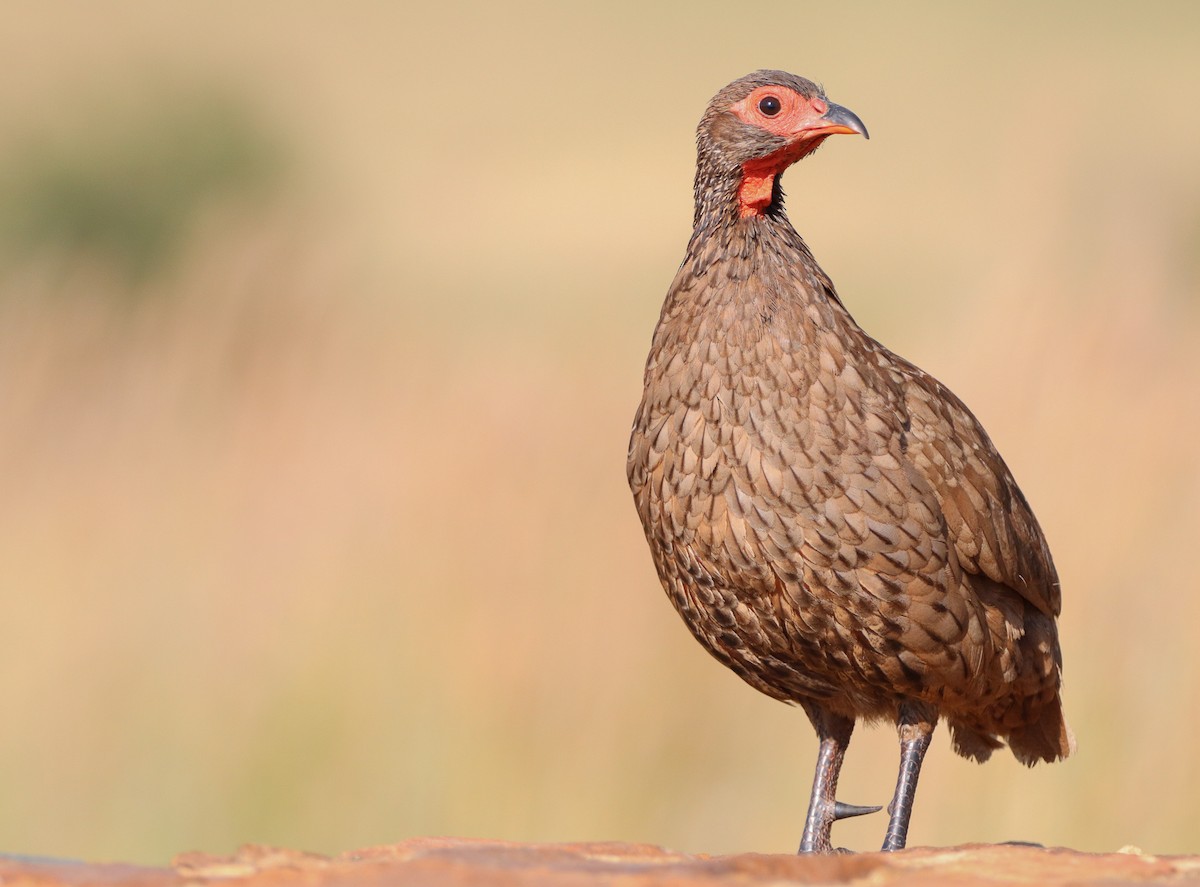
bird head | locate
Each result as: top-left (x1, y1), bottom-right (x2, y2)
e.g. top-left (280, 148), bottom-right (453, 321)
top-left (695, 70), bottom-right (868, 221)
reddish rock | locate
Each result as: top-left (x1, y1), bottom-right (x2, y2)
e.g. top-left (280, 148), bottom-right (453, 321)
top-left (1, 840), bottom-right (1197, 886)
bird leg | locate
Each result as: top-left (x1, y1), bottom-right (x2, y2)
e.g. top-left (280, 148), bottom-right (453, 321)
top-left (798, 704), bottom-right (881, 853)
top-left (881, 703), bottom-right (937, 852)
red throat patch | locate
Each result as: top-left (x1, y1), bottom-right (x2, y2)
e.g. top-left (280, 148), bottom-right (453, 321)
top-left (736, 135), bottom-right (831, 218)
top-left (738, 166), bottom-right (776, 217)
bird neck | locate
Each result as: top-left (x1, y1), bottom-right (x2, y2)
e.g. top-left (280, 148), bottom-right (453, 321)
top-left (687, 183), bottom-right (796, 270)
top-left (693, 150), bottom-right (789, 232)
top-left (673, 192), bottom-right (855, 352)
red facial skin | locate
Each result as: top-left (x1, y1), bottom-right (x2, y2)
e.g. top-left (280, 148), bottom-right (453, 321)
top-left (729, 85), bottom-right (858, 217)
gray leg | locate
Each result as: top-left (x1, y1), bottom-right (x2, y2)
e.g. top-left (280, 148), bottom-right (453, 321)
top-left (798, 704), bottom-right (880, 853)
top-left (881, 704), bottom-right (936, 852)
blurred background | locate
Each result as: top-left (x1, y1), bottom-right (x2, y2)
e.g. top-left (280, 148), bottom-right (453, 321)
top-left (0, 0), bottom-right (1197, 865)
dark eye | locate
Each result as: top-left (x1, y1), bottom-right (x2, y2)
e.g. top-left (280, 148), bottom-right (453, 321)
top-left (758, 95), bottom-right (781, 116)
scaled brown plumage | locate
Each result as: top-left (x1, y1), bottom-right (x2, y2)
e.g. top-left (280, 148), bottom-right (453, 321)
top-left (626, 71), bottom-right (1072, 853)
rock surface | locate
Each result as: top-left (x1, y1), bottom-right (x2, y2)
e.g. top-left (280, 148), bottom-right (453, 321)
top-left (4, 839), bottom-right (1199, 886)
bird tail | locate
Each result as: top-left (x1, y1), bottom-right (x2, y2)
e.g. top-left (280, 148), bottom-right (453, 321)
top-left (1007, 696), bottom-right (1076, 766)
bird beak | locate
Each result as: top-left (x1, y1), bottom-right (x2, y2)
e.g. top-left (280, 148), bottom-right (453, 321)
top-left (818, 101), bottom-right (869, 140)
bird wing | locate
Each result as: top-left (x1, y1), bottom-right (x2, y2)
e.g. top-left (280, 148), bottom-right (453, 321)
top-left (892, 358), bottom-right (1061, 618)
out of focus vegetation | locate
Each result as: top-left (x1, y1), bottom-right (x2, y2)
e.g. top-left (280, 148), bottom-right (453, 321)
top-left (0, 91), bottom-right (282, 287)
top-left (0, 0), bottom-right (1196, 867)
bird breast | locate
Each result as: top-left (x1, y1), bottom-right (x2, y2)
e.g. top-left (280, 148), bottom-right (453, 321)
top-left (633, 279), bottom-right (925, 577)
top-left (627, 263), bottom-right (979, 711)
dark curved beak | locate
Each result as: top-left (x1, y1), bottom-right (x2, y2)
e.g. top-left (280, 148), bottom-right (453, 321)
top-left (822, 101), bottom-right (869, 140)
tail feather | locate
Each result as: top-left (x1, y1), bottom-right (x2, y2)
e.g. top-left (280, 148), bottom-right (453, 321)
top-left (949, 720), bottom-right (1003, 763)
top-left (1006, 697), bottom-right (1075, 766)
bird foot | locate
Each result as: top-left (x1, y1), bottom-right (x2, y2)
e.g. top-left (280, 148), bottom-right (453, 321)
top-left (798, 801), bottom-right (882, 854)
top-left (798, 842), bottom-right (865, 855)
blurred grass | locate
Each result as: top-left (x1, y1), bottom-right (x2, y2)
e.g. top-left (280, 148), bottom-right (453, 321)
top-left (0, 0), bottom-right (1197, 866)
top-left (0, 88), bottom-right (282, 287)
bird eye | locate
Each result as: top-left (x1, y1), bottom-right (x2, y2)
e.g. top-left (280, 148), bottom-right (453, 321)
top-left (758, 95), bottom-right (781, 116)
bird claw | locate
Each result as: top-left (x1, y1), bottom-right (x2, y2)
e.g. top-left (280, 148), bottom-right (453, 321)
top-left (832, 801), bottom-right (883, 820)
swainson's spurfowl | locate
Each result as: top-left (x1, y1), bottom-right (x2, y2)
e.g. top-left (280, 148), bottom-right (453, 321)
top-left (627, 70), bottom-right (1073, 853)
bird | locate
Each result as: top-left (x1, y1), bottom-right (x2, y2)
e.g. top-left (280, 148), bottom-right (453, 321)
top-left (626, 70), bottom-right (1073, 853)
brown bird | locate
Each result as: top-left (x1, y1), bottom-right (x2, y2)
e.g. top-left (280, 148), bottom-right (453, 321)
top-left (627, 70), bottom-right (1073, 853)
